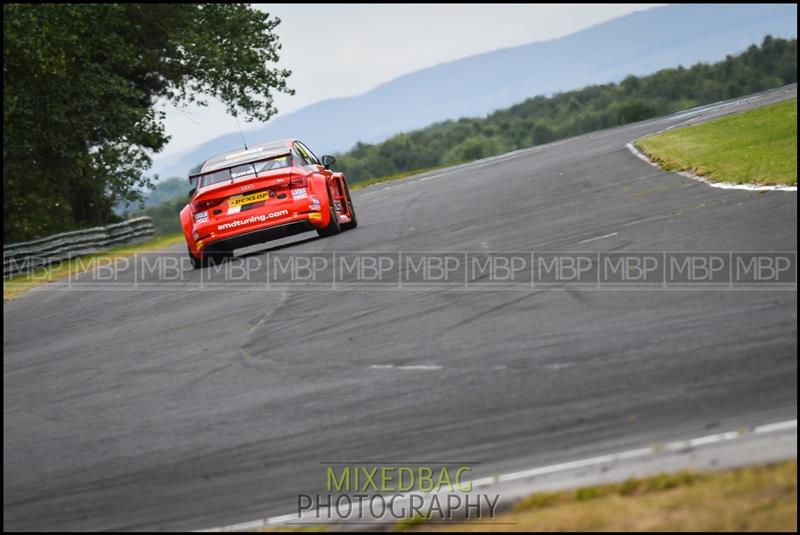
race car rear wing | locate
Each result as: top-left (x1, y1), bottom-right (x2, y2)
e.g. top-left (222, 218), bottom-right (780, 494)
top-left (188, 152), bottom-right (294, 195)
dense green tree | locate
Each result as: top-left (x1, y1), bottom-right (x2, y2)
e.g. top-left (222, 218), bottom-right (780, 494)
top-left (442, 135), bottom-right (509, 165)
top-left (140, 194), bottom-right (191, 236)
top-left (4, 3), bottom-right (292, 242)
top-left (617, 102), bottom-right (658, 125)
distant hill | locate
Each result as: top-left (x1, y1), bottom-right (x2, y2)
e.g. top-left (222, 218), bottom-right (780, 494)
top-left (154, 3), bottom-right (797, 179)
top-left (142, 176), bottom-right (191, 207)
top-left (115, 176), bottom-right (190, 216)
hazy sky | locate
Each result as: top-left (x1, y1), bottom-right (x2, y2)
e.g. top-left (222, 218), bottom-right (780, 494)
top-left (158, 4), bottom-right (661, 158)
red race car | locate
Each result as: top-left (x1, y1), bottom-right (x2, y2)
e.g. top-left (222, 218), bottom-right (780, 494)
top-left (180, 139), bottom-right (357, 268)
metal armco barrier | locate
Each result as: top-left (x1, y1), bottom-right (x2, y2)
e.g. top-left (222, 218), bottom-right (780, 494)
top-left (3, 217), bottom-right (154, 277)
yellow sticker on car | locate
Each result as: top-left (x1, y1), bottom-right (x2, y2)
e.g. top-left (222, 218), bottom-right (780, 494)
top-left (228, 191), bottom-right (269, 208)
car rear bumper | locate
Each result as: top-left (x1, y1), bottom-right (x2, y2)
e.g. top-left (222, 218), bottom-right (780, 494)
top-left (204, 219), bottom-right (316, 253)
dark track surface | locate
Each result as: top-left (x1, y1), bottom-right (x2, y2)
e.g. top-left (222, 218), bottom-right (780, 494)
top-left (4, 87), bottom-right (797, 531)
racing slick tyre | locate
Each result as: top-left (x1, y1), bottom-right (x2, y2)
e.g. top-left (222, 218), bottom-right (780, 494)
top-left (190, 250), bottom-right (231, 269)
top-left (189, 247), bottom-right (207, 269)
top-left (208, 251), bottom-right (232, 266)
top-left (341, 185), bottom-right (358, 231)
top-left (317, 186), bottom-right (342, 237)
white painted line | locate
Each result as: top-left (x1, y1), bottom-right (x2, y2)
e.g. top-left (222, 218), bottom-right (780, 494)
top-left (625, 142), bottom-right (797, 192)
top-left (199, 418), bottom-right (797, 532)
top-left (755, 419), bottom-right (798, 434)
top-left (667, 431), bottom-right (741, 451)
top-left (627, 142), bottom-right (659, 165)
top-left (484, 448), bottom-right (653, 486)
top-left (578, 232), bottom-right (619, 244)
top-left (369, 363), bottom-right (443, 371)
top-left (687, 173), bottom-right (798, 192)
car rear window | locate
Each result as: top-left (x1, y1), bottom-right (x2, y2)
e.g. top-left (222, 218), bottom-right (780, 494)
top-left (196, 155), bottom-right (291, 188)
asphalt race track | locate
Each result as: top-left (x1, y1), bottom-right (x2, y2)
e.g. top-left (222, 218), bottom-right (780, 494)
top-left (4, 86), bottom-right (797, 530)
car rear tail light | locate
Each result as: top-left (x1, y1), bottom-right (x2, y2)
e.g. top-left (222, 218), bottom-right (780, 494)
top-left (289, 176), bottom-right (308, 188)
top-left (192, 198), bottom-right (225, 212)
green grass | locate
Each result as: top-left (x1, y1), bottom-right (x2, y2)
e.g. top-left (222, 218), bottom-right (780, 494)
top-left (637, 98), bottom-right (797, 186)
top-left (3, 232), bottom-right (184, 301)
top-left (418, 459), bottom-right (797, 532)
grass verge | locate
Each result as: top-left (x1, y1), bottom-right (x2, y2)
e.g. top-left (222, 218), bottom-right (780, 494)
top-left (3, 232), bottom-right (184, 302)
top-left (636, 98), bottom-right (797, 186)
top-left (411, 459), bottom-right (797, 532)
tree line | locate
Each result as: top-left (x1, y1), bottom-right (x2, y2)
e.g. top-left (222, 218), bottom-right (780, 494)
top-left (333, 36), bottom-right (797, 183)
